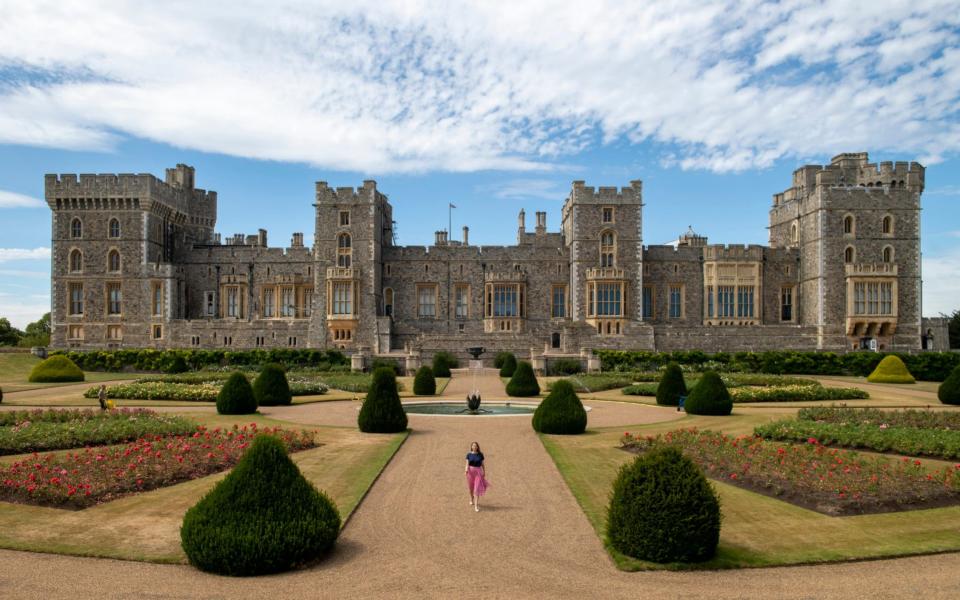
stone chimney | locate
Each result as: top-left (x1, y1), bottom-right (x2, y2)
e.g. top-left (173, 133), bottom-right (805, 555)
top-left (462, 225), bottom-right (469, 245)
top-left (535, 211), bottom-right (546, 234)
top-left (434, 230), bottom-right (448, 246)
top-left (165, 164), bottom-right (195, 189)
top-left (257, 228), bottom-right (268, 247)
top-left (291, 232), bottom-right (304, 247)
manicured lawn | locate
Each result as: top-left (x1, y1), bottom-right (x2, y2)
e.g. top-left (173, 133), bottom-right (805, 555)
top-left (0, 412), bottom-right (407, 562)
top-left (0, 353), bottom-right (134, 393)
top-left (540, 416), bottom-right (960, 570)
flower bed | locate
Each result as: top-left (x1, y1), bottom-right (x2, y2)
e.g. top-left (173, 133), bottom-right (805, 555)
top-left (0, 409), bottom-right (196, 455)
top-left (0, 424), bottom-right (317, 509)
top-left (622, 382), bottom-right (867, 402)
top-left (756, 409), bottom-right (960, 459)
top-left (84, 379), bottom-right (328, 402)
top-left (620, 428), bottom-right (960, 515)
top-left (551, 374), bottom-right (636, 393)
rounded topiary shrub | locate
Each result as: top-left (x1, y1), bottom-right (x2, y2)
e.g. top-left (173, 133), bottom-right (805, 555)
top-left (656, 362), bottom-right (687, 407)
top-left (180, 434), bottom-right (341, 576)
top-left (432, 351), bottom-right (458, 378)
top-left (684, 371), bottom-right (732, 416)
top-left (506, 361), bottom-right (540, 397)
top-left (253, 363), bottom-right (292, 406)
top-left (217, 372), bottom-right (258, 415)
top-left (499, 352), bottom-right (517, 377)
top-left (867, 355), bottom-right (916, 384)
top-left (607, 446), bottom-right (720, 563)
top-left (939, 365), bottom-right (960, 405)
top-left (413, 365), bottom-right (436, 396)
top-left (532, 380), bottom-right (587, 434)
top-left (494, 351), bottom-right (512, 369)
top-left (358, 367), bottom-right (408, 433)
top-left (166, 354), bottom-right (189, 374)
top-left (28, 355), bottom-right (84, 383)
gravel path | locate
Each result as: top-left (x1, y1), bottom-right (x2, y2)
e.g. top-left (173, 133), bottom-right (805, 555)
top-left (2, 370), bottom-right (959, 598)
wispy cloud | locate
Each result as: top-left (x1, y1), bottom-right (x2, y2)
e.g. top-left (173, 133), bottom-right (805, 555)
top-left (0, 296), bottom-right (50, 329)
top-left (0, 190), bottom-right (44, 208)
top-left (926, 185), bottom-right (960, 197)
top-left (0, 247), bottom-right (51, 262)
top-left (484, 179), bottom-right (567, 201)
top-left (0, 1), bottom-right (958, 173)
top-left (924, 249), bottom-right (960, 317)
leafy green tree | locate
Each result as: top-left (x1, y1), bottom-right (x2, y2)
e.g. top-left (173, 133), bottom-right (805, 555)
top-left (948, 309), bottom-right (960, 350)
top-left (0, 318), bottom-right (22, 346)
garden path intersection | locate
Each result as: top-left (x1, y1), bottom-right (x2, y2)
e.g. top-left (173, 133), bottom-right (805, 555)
top-left (1, 371), bottom-right (960, 598)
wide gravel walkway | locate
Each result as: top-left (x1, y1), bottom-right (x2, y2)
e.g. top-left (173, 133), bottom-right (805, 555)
top-left (2, 370), bottom-right (960, 599)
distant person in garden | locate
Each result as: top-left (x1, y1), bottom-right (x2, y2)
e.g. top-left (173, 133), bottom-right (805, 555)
top-left (97, 384), bottom-right (107, 411)
top-left (464, 441), bottom-right (489, 512)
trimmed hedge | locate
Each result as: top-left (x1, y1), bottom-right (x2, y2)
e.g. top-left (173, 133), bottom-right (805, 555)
top-left (684, 371), bottom-right (732, 416)
top-left (28, 355), bottom-right (84, 383)
top-left (50, 348), bottom-right (348, 373)
top-left (607, 446), bottom-right (720, 563)
top-left (547, 358), bottom-right (582, 376)
top-left (413, 366), bottom-right (436, 396)
top-left (499, 353), bottom-right (517, 377)
top-left (358, 367), bottom-right (408, 433)
top-left (165, 355), bottom-right (189, 374)
top-left (217, 372), bottom-right (258, 415)
top-left (939, 365), bottom-right (960, 405)
top-left (494, 351), bottom-right (513, 369)
top-left (432, 351), bottom-right (458, 378)
top-left (180, 434), bottom-right (341, 576)
top-left (867, 355), bottom-right (915, 384)
top-left (506, 361), bottom-right (540, 397)
top-left (656, 362), bottom-right (687, 406)
top-left (532, 379), bottom-right (587, 434)
top-left (595, 349), bottom-right (960, 381)
top-left (253, 364), bottom-right (292, 406)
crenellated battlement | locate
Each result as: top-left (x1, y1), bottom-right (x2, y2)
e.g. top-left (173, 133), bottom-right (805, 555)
top-left (566, 179), bottom-right (642, 205)
top-left (314, 180), bottom-right (383, 204)
top-left (773, 152), bottom-right (924, 207)
top-left (703, 244), bottom-right (765, 261)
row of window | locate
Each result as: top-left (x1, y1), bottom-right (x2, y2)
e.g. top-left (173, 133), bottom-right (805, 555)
top-left (843, 246), bottom-right (895, 264)
top-left (789, 214), bottom-right (896, 245)
top-left (69, 217), bottom-right (122, 239)
top-left (67, 324), bottom-right (162, 341)
top-left (68, 282), bottom-right (163, 317)
top-left (68, 249), bottom-right (122, 273)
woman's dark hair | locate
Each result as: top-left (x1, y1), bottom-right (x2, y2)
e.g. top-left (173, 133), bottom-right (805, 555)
top-left (470, 441), bottom-right (482, 454)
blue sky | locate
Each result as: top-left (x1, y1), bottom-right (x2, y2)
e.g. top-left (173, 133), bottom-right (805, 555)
top-left (1, 1), bottom-right (959, 328)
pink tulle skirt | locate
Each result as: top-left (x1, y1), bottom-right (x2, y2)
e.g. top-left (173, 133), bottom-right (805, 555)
top-left (466, 466), bottom-right (489, 497)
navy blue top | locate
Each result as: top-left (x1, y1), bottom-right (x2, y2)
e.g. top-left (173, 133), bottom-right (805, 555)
top-left (466, 452), bottom-right (484, 467)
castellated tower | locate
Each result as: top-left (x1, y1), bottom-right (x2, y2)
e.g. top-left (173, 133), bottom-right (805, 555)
top-left (46, 165), bottom-right (216, 348)
top-left (768, 152), bottom-right (924, 351)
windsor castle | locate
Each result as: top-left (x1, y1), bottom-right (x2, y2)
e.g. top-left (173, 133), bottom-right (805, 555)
top-left (46, 152), bottom-right (947, 366)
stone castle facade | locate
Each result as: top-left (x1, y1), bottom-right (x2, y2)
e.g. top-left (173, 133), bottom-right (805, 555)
top-left (47, 152), bottom-right (933, 364)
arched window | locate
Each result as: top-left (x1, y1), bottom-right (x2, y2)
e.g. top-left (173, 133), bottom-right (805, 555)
top-left (109, 218), bottom-right (120, 238)
top-left (600, 230), bottom-right (615, 268)
top-left (843, 215), bottom-right (854, 235)
top-left (71, 218), bottom-right (82, 239)
top-left (337, 233), bottom-right (351, 268)
top-left (69, 249), bottom-right (83, 272)
top-left (899, 180), bottom-right (906, 188)
top-left (882, 246), bottom-right (894, 263)
top-left (384, 288), bottom-right (394, 317)
top-left (790, 222), bottom-right (798, 244)
top-left (844, 246), bottom-right (855, 263)
top-left (882, 215), bottom-right (893, 235)
top-left (107, 249), bottom-right (121, 272)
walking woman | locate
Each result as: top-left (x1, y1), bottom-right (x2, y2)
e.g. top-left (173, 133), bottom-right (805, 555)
top-left (465, 441), bottom-right (489, 512)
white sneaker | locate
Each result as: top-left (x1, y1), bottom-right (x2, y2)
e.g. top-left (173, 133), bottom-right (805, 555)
top-left (469, 499), bottom-right (473, 505)
top-left (474, 504), bottom-right (479, 512)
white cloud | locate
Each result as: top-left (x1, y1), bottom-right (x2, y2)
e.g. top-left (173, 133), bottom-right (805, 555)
top-left (924, 248), bottom-right (960, 317)
top-left (0, 1), bottom-right (958, 173)
top-left (0, 190), bottom-right (45, 208)
top-left (0, 247), bottom-right (51, 262)
top-left (0, 296), bottom-right (49, 329)
top-left (485, 179), bottom-right (568, 201)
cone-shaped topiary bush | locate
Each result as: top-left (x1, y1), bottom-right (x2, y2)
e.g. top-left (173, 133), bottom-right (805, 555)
top-left (494, 351), bottom-right (512, 369)
top-left (867, 355), bottom-right (916, 384)
top-left (431, 351), bottom-right (458, 378)
top-left (180, 434), bottom-right (341, 576)
top-left (506, 361), bottom-right (540, 397)
top-left (939, 365), bottom-right (960, 405)
top-left (166, 354), bottom-right (189, 374)
top-left (607, 446), bottom-right (720, 563)
top-left (532, 379), bottom-right (587, 434)
top-left (656, 362), bottom-right (687, 406)
top-left (253, 363), bottom-right (292, 406)
top-left (358, 367), bottom-right (408, 433)
top-left (28, 355), bottom-right (84, 383)
top-left (413, 365), bottom-right (436, 396)
top-left (0, 386), bottom-right (3, 404)
top-left (499, 352), bottom-right (517, 377)
top-left (684, 371), bottom-right (732, 416)
top-left (217, 372), bottom-right (258, 415)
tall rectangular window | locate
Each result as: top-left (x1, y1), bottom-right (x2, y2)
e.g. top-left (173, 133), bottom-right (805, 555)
top-left (263, 287), bottom-right (275, 317)
top-left (707, 286), bottom-right (714, 318)
top-left (854, 282), bottom-right (893, 315)
top-left (301, 289), bottom-right (312, 317)
top-left (151, 282), bottom-right (163, 317)
top-left (551, 285), bottom-right (567, 318)
top-left (718, 286), bottom-right (735, 317)
top-left (226, 287), bottom-right (239, 317)
top-left (339, 210), bottom-right (350, 226)
top-left (418, 284), bottom-right (437, 318)
top-left (280, 287), bottom-right (295, 317)
top-left (107, 283), bottom-right (122, 315)
top-left (595, 283), bottom-right (622, 317)
top-left (781, 287), bottom-right (793, 321)
top-left (206, 292), bottom-right (215, 316)
top-left (602, 206), bottom-right (614, 223)
top-left (642, 285), bottom-right (653, 319)
top-left (737, 286), bottom-right (754, 318)
top-left (69, 282), bottom-right (84, 315)
top-left (492, 284), bottom-right (518, 317)
top-left (668, 285), bottom-right (683, 319)
top-left (332, 282), bottom-right (353, 315)
top-left (455, 284), bottom-right (469, 319)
